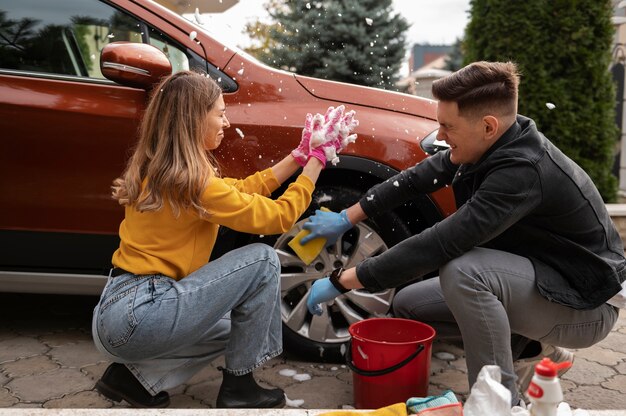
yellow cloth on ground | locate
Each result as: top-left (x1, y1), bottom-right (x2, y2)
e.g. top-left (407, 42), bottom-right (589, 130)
top-left (319, 402), bottom-right (408, 416)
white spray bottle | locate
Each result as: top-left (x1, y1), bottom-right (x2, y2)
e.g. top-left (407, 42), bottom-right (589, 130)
top-left (526, 357), bottom-right (572, 416)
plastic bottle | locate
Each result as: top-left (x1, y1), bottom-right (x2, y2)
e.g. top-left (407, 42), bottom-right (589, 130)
top-left (526, 357), bottom-right (572, 416)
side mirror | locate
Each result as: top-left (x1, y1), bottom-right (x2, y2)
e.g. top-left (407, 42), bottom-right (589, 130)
top-left (100, 42), bottom-right (172, 89)
top-left (419, 129), bottom-right (449, 155)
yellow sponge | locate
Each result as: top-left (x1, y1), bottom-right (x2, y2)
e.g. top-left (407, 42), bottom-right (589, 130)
top-left (288, 207), bottom-right (331, 265)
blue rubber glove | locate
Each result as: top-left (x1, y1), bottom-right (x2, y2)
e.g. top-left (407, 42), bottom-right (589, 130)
top-left (307, 277), bottom-right (342, 316)
top-left (301, 209), bottom-right (353, 246)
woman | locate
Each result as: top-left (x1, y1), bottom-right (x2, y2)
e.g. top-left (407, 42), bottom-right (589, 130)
top-left (91, 70), bottom-right (352, 408)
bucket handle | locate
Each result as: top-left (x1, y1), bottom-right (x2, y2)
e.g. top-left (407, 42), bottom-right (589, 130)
top-left (346, 340), bottom-right (425, 377)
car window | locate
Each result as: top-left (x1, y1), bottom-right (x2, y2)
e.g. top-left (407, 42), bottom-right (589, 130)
top-left (0, 0), bottom-right (190, 78)
top-left (149, 30), bottom-right (190, 74)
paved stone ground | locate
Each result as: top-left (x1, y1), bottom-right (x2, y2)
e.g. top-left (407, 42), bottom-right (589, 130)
top-left (0, 292), bottom-right (624, 411)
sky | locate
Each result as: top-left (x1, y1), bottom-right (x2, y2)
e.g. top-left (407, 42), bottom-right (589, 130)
top-left (200, 0), bottom-right (471, 51)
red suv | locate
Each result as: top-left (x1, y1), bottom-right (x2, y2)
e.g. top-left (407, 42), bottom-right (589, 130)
top-left (0, 0), bottom-right (453, 360)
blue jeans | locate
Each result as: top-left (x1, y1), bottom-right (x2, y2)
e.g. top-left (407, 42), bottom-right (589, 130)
top-left (92, 243), bottom-right (282, 395)
top-left (393, 247), bottom-right (618, 406)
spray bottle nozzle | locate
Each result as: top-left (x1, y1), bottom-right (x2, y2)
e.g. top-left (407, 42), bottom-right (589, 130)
top-left (535, 357), bottom-right (572, 377)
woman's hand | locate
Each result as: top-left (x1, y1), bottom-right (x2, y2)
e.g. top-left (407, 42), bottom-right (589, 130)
top-left (309, 106), bottom-right (359, 166)
top-left (291, 113), bottom-right (313, 166)
top-left (293, 105), bottom-right (359, 168)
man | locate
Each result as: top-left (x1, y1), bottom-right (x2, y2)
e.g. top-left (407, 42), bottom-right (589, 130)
top-left (302, 61), bottom-right (625, 406)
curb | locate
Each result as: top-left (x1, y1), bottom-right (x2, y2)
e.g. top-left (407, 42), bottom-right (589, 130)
top-left (2, 410), bottom-right (626, 415)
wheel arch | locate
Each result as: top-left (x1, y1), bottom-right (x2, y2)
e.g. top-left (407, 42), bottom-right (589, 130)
top-left (322, 155), bottom-right (445, 235)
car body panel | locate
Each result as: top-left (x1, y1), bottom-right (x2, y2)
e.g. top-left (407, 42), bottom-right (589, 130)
top-left (0, 0), bottom-right (455, 291)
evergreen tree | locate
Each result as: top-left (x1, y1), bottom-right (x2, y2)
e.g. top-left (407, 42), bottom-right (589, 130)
top-left (464, 0), bottom-right (618, 201)
top-left (244, 0), bottom-right (409, 90)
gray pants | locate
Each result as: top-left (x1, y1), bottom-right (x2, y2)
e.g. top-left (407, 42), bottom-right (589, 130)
top-left (392, 247), bottom-right (619, 405)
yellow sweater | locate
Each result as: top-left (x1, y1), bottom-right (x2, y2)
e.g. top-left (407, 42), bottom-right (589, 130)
top-left (111, 168), bottom-right (314, 280)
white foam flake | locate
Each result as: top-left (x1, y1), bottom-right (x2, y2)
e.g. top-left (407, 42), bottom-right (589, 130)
top-left (366, 195), bottom-right (374, 201)
top-left (285, 395), bottom-right (305, 407)
top-left (317, 193), bottom-right (333, 203)
top-left (393, 180), bottom-right (399, 187)
top-left (189, 31), bottom-right (197, 41)
top-left (435, 352), bottom-right (456, 361)
top-left (194, 8), bottom-right (202, 24)
top-left (546, 102), bottom-right (556, 110)
top-left (293, 373), bottom-right (311, 381)
top-left (340, 344), bottom-right (347, 356)
top-left (365, 232), bottom-right (373, 239)
top-left (331, 366), bottom-right (338, 371)
top-left (235, 128), bottom-right (245, 138)
top-left (365, 18), bottom-right (373, 25)
top-left (279, 368), bottom-right (297, 377)
top-left (237, 68), bottom-right (244, 76)
top-left (433, 178), bottom-right (438, 184)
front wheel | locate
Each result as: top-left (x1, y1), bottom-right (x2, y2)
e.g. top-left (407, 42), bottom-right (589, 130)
top-left (276, 185), bottom-right (413, 362)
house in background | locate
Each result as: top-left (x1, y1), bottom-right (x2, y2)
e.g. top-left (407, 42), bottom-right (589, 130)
top-left (398, 44), bottom-right (453, 98)
top-left (408, 44), bottom-right (453, 74)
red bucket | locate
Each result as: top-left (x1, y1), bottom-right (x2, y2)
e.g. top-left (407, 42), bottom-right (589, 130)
top-left (347, 318), bottom-right (436, 409)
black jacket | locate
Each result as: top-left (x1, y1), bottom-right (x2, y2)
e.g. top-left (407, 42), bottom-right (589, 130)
top-left (356, 115), bottom-right (626, 309)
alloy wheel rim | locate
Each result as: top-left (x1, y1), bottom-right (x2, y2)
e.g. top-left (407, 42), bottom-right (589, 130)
top-left (276, 219), bottom-right (395, 345)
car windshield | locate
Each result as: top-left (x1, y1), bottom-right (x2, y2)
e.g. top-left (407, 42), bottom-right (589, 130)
top-left (180, 9), bottom-right (276, 70)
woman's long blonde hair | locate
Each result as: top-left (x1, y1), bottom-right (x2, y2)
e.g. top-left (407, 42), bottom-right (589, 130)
top-left (112, 71), bottom-right (222, 217)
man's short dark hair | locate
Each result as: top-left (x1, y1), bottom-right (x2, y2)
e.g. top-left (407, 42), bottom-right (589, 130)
top-left (431, 61), bottom-right (520, 120)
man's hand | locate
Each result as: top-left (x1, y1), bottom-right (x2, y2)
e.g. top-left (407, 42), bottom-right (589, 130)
top-left (307, 277), bottom-right (342, 316)
top-left (301, 209), bottom-right (352, 246)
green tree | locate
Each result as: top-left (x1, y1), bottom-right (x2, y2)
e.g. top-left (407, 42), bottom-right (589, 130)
top-left (244, 0), bottom-right (409, 90)
top-left (464, 0), bottom-right (618, 201)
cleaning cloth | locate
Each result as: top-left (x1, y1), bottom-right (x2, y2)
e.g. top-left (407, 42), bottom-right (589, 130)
top-left (319, 402), bottom-right (408, 416)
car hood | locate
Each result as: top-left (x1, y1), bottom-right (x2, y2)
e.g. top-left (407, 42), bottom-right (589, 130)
top-left (294, 74), bottom-right (437, 121)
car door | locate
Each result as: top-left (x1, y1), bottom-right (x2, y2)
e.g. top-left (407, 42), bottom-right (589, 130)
top-left (0, 0), bottom-right (201, 275)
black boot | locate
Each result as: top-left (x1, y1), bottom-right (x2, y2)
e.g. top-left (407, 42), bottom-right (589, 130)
top-left (95, 363), bottom-right (170, 408)
top-left (216, 368), bottom-right (285, 408)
